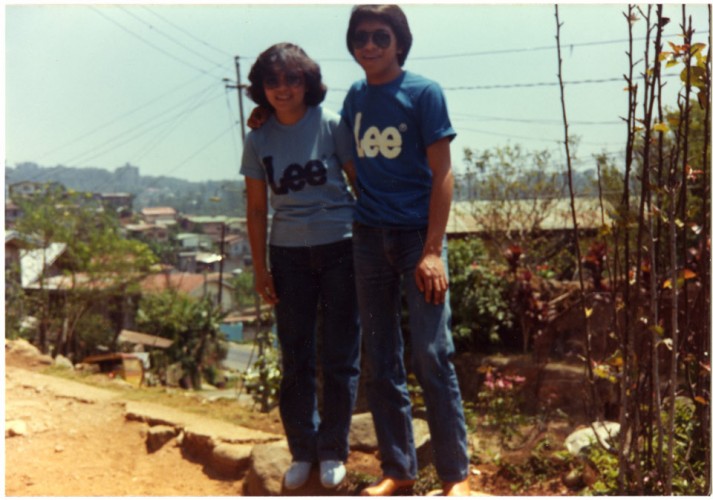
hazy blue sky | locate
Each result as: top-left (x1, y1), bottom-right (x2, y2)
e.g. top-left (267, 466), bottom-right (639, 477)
top-left (4, 3), bottom-right (711, 184)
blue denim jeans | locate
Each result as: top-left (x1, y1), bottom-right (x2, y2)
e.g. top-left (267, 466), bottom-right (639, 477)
top-left (269, 238), bottom-right (360, 463)
top-left (352, 224), bottom-right (469, 483)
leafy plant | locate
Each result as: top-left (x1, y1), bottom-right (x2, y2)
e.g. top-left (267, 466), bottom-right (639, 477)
top-left (448, 238), bottom-right (513, 351)
top-left (240, 329), bottom-right (281, 412)
top-left (582, 397), bottom-right (707, 495)
top-left (136, 292), bottom-right (227, 390)
top-left (475, 366), bottom-right (529, 447)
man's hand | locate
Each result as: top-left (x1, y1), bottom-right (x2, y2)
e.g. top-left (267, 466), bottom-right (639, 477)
top-left (247, 106), bottom-right (271, 130)
top-left (414, 253), bottom-right (449, 305)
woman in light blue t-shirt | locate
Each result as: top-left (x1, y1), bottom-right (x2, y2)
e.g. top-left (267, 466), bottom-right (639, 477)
top-left (240, 43), bottom-right (360, 491)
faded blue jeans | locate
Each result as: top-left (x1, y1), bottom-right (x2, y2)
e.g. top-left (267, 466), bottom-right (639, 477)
top-left (352, 224), bottom-right (469, 483)
top-left (270, 238), bottom-right (360, 463)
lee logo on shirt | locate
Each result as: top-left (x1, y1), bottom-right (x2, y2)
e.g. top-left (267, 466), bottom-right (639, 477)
top-left (264, 156), bottom-right (327, 195)
top-left (354, 112), bottom-right (402, 159)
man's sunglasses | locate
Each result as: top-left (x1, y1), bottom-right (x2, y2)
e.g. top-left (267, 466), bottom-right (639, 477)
top-left (264, 72), bottom-right (304, 90)
top-left (351, 29), bottom-right (392, 50)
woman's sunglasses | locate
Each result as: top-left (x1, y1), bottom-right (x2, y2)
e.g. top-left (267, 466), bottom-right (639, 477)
top-left (351, 29), bottom-right (392, 50)
top-left (264, 72), bottom-right (304, 90)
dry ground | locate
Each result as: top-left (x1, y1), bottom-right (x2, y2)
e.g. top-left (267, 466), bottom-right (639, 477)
top-left (5, 346), bottom-right (577, 496)
top-left (5, 362), bottom-right (246, 496)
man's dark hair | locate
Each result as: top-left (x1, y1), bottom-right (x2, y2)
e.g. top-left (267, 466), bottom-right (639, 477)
top-left (346, 4), bottom-right (413, 67)
top-left (246, 43), bottom-right (327, 111)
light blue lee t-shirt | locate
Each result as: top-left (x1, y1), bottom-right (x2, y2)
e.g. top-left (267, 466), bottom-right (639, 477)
top-left (341, 71), bottom-right (456, 229)
top-left (240, 106), bottom-right (355, 247)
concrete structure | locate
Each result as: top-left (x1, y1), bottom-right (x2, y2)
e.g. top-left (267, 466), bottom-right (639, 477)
top-left (446, 197), bottom-right (614, 238)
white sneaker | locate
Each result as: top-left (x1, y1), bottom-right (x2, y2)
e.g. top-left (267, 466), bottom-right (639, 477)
top-left (284, 461), bottom-right (312, 490)
top-left (319, 460), bottom-right (346, 489)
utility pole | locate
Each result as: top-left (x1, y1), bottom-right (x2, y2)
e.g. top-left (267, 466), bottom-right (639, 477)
top-left (224, 56), bottom-right (247, 143)
top-left (225, 56), bottom-right (268, 411)
top-left (217, 219), bottom-right (226, 308)
top-left (226, 55), bottom-right (260, 340)
top-left (235, 56), bottom-right (247, 143)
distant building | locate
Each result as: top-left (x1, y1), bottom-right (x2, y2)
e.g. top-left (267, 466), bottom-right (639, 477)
top-left (8, 181), bottom-right (66, 201)
top-left (5, 201), bottom-right (22, 228)
top-left (114, 163), bottom-right (140, 191)
top-left (98, 193), bottom-right (134, 215)
top-left (445, 197), bottom-right (613, 238)
top-left (124, 222), bottom-right (170, 243)
top-left (176, 251), bottom-right (223, 273)
top-left (5, 231), bottom-right (35, 284)
top-left (141, 206), bottom-right (177, 225)
top-left (19, 242), bottom-right (68, 289)
top-left (175, 233), bottom-right (214, 251)
top-left (179, 215), bottom-right (226, 241)
top-left (140, 271), bottom-right (237, 311)
top-left (224, 234), bottom-right (248, 259)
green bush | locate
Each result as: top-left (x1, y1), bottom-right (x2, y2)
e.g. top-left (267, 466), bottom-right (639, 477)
top-left (584, 397), bottom-right (707, 495)
top-left (448, 238), bottom-right (513, 351)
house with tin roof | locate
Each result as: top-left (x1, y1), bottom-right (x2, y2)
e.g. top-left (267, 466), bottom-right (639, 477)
top-left (140, 206), bottom-right (177, 225)
top-left (446, 197), bottom-right (613, 238)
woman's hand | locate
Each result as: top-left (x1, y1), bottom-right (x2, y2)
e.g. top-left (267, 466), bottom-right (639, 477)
top-left (255, 268), bottom-right (279, 305)
top-left (248, 106), bottom-right (271, 130)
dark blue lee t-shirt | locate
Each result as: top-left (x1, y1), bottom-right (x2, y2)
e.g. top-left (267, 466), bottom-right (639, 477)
top-left (341, 71), bottom-right (456, 229)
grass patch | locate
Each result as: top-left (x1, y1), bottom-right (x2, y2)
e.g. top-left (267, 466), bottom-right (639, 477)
top-left (39, 366), bottom-right (283, 434)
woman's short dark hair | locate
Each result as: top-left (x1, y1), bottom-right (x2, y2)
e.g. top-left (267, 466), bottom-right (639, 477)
top-left (346, 5), bottom-right (412, 67)
top-left (246, 43), bottom-right (327, 110)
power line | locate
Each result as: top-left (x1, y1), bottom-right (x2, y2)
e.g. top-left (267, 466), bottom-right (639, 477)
top-left (326, 71), bottom-right (686, 94)
top-left (22, 80), bottom-right (223, 185)
top-left (86, 122), bottom-right (235, 195)
top-left (90, 6), bottom-right (225, 76)
top-left (61, 85), bottom-right (223, 167)
top-left (16, 8), bottom-right (236, 188)
top-left (13, 11), bottom-right (706, 189)
top-left (34, 72), bottom-right (217, 163)
top-left (118, 6), bottom-right (226, 69)
top-left (316, 31), bottom-right (709, 63)
top-left (141, 6), bottom-right (233, 59)
top-left (141, 124), bottom-right (236, 183)
top-left (223, 87), bottom-right (242, 173)
top-left (455, 125), bottom-right (620, 148)
top-left (131, 85), bottom-right (223, 162)
top-left (451, 113), bottom-right (620, 126)
top-left (409, 32), bottom-right (708, 61)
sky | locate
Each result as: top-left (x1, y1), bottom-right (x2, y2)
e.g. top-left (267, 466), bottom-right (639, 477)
top-left (4, 2), bottom-right (711, 185)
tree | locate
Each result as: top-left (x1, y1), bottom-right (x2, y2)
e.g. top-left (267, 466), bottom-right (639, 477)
top-left (459, 144), bottom-right (583, 277)
top-left (557, 6), bottom-right (710, 493)
top-left (135, 290), bottom-right (227, 389)
top-left (13, 187), bottom-right (157, 358)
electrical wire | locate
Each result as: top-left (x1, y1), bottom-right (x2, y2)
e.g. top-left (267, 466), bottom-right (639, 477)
top-left (61, 84), bottom-right (223, 167)
top-left (140, 6), bottom-right (234, 59)
top-left (11, 9), bottom-right (707, 190)
top-left (223, 87), bottom-right (242, 173)
top-left (131, 85), bottom-right (224, 163)
top-left (90, 6), bottom-right (225, 76)
top-left (316, 31), bottom-right (709, 63)
top-left (34, 72), bottom-right (214, 164)
top-left (87, 122), bottom-right (236, 194)
top-left (118, 6), bottom-right (227, 69)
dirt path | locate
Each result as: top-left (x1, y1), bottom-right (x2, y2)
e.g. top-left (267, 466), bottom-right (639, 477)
top-left (5, 365), bottom-right (244, 496)
top-left (4, 341), bottom-right (579, 497)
